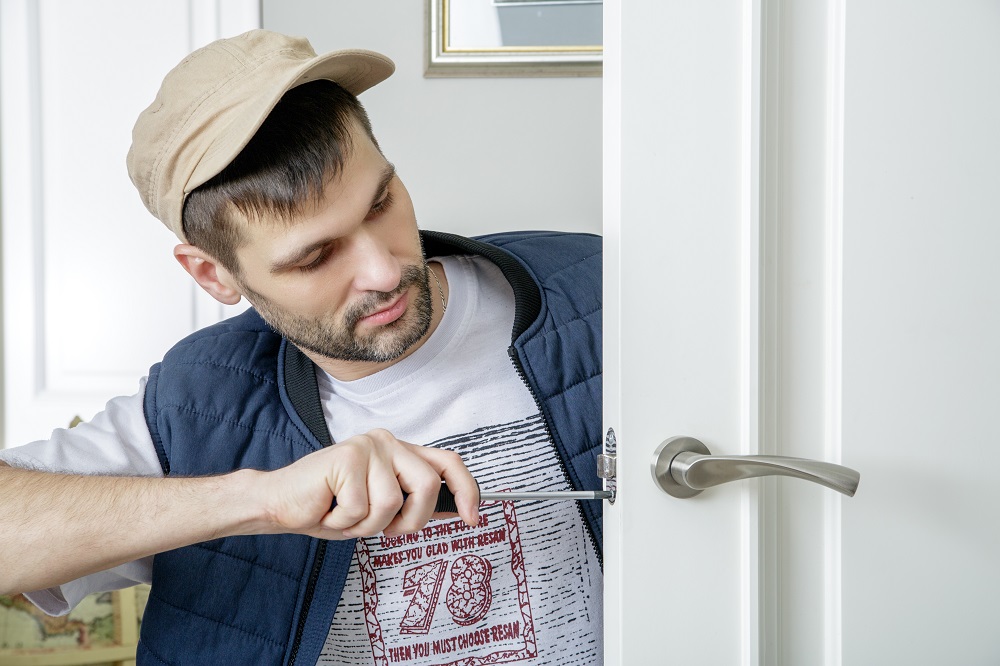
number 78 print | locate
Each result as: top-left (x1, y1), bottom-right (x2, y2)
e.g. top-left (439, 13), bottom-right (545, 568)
top-left (400, 555), bottom-right (495, 633)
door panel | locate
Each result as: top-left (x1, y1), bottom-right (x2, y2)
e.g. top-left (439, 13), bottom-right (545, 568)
top-left (842, 2), bottom-right (1000, 662)
top-left (604, 1), bottom-right (1000, 663)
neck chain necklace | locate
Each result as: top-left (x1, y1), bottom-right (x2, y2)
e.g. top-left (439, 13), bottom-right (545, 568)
top-left (430, 265), bottom-right (447, 314)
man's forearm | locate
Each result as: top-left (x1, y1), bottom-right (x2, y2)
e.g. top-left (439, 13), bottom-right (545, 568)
top-left (0, 430), bottom-right (480, 598)
top-left (0, 461), bottom-right (263, 596)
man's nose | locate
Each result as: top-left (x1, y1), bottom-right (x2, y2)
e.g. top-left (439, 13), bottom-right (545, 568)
top-left (350, 230), bottom-right (402, 294)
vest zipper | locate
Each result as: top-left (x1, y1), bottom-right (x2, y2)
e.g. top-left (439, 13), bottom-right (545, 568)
top-left (507, 347), bottom-right (603, 568)
top-left (287, 539), bottom-right (327, 666)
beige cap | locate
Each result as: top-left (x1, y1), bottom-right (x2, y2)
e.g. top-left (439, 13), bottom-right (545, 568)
top-left (127, 29), bottom-right (395, 241)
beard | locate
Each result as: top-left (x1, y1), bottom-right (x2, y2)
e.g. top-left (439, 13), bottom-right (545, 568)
top-left (241, 262), bottom-right (435, 363)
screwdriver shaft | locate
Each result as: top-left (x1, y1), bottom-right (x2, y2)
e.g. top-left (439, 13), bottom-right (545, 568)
top-left (480, 490), bottom-right (613, 501)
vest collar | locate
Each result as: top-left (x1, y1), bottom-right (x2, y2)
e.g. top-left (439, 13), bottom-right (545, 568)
top-left (281, 230), bottom-right (540, 447)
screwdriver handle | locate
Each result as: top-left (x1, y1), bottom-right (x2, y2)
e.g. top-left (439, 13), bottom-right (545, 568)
top-left (434, 483), bottom-right (462, 514)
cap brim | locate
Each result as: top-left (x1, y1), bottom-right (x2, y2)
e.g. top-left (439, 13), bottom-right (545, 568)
top-left (293, 48), bottom-right (395, 96)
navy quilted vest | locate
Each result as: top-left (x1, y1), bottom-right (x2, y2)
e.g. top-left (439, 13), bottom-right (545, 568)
top-left (136, 230), bottom-right (602, 665)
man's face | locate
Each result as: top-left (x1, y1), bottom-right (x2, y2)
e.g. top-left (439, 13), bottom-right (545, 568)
top-left (227, 124), bottom-right (433, 377)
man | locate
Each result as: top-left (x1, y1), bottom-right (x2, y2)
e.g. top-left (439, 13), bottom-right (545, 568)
top-left (0, 30), bottom-right (602, 665)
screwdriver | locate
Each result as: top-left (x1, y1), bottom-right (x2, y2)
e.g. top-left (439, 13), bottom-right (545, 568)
top-left (432, 483), bottom-right (613, 513)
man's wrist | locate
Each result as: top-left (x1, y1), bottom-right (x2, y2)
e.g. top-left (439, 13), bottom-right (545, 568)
top-left (222, 468), bottom-right (274, 536)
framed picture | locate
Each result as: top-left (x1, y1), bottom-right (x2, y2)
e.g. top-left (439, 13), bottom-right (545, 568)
top-left (426, 0), bottom-right (602, 77)
top-left (0, 586), bottom-right (148, 666)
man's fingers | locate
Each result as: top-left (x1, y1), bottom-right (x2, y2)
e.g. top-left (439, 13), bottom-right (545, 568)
top-left (384, 472), bottom-right (442, 536)
top-left (408, 445), bottom-right (480, 527)
top-left (301, 430), bottom-right (477, 539)
top-left (320, 476), bottom-right (370, 531)
top-left (338, 460), bottom-right (404, 538)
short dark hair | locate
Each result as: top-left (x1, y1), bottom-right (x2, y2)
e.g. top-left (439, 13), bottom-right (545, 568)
top-left (182, 80), bottom-right (379, 275)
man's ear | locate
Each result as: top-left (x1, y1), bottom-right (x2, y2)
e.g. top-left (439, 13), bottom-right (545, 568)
top-left (173, 244), bottom-right (243, 305)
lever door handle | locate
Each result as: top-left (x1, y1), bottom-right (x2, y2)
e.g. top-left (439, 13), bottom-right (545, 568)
top-left (651, 436), bottom-right (860, 499)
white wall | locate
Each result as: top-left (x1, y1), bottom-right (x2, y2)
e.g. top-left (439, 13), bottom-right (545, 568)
top-left (0, 0), bottom-right (600, 446)
top-left (263, 0), bottom-right (602, 237)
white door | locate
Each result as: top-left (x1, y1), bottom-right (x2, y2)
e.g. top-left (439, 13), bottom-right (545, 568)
top-left (0, 0), bottom-right (257, 446)
top-left (603, 1), bottom-right (1000, 664)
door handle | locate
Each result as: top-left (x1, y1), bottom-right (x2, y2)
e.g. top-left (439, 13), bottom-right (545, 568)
top-left (651, 436), bottom-right (860, 499)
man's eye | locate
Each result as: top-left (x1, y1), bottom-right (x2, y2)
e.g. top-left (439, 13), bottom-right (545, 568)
top-left (299, 247), bottom-right (331, 273)
top-left (368, 190), bottom-right (395, 218)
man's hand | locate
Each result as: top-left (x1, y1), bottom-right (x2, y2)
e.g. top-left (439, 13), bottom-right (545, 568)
top-left (254, 429), bottom-right (480, 539)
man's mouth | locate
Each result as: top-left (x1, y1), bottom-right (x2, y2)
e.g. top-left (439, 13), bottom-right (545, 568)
top-left (358, 292), bottom-right (409, 327)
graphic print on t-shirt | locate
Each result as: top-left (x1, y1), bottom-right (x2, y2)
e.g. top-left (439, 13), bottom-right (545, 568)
top-left (319, 415), bottom-right (602, 666)
top-left (358, 496), bottom-right (535, 664)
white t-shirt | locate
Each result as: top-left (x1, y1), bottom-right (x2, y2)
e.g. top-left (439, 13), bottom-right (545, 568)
top-left (0, 255), bottom-right (603, 665)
